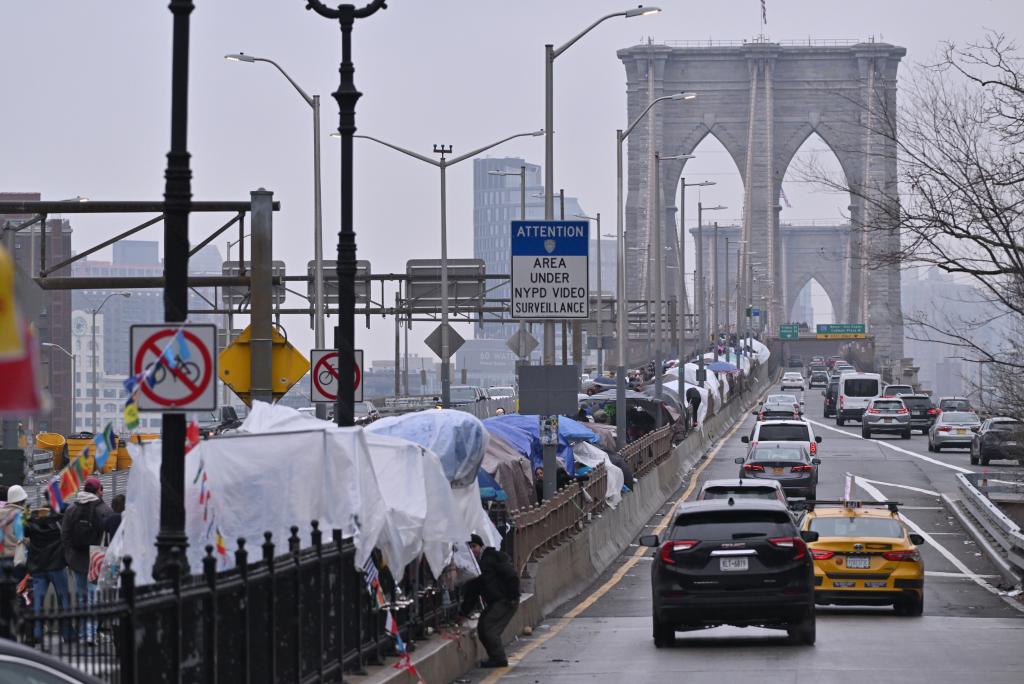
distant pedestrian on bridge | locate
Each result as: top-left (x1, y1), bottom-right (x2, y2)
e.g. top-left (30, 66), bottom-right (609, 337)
top-left (460, 533), bottom-right (520, 668)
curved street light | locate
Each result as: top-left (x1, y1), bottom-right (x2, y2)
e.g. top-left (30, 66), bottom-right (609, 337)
top-left (91, 291), bottom-right (130, 432)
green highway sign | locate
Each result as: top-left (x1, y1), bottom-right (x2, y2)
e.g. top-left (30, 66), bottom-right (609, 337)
top-left (779, 324), bottom-right (800, 340)
top-left (816, 323), bottom-right (866, 339)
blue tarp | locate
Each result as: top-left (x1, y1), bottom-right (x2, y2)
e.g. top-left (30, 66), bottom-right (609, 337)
top-left (481, 414), bottom-right (599, 476)
top-left (707, 361), bottom-right (739, 373)
top-left (367, 409), bottom-right (488, 488)
top-left (591, 375), bottom-right (616, 385)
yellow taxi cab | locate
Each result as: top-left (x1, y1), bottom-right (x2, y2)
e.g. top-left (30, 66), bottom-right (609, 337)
top-left (799, 500), bottom-right (925, 615)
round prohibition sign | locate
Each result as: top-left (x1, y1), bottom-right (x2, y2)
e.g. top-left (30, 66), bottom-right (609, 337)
top-left (312, 353), bottom-right (360, 401)
top-left (133, 329), bottom-right (214, 408)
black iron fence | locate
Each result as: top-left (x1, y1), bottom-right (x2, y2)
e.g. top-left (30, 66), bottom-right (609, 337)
top-left (0, 522), bottom-right (461, 683)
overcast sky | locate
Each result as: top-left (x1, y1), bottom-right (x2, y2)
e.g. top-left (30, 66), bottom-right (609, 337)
top-left (2, 0), bottom-right (1021, 365)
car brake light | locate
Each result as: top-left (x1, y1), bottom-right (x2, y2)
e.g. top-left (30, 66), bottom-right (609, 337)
top-left (896, 408), bottom-right (909, 414)
top-left (938, 426), bottom-right (951, 432)
top-left (809, 442), bottom-right (817, 455)
top-left (882, 549), bottom-right (920, 562)
top-left (927, 408), bottom-right (937, 415)
top-left (744, 463), bottom-right (765, 472)
top-left (769, 537), bottom-right (807, 560)
top-left (839, 396), bottom-right (845, 408)
top-left (866, 408), bottom-right (880, 414)
top-left (791, 464), bottom-right (813, 472)
top-left (810, 548), bottom-right (834, 560)
top-left (659, 540), bottom-right (698, 564)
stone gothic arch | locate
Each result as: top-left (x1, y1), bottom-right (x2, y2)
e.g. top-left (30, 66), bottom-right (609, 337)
top-left (619, 40), bottom-right (905, 364)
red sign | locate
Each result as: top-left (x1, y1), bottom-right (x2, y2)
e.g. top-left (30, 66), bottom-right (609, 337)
top-left (131, 326), bottom-right (216, 410)
top-left (310, 349), bottom-right (363, 403)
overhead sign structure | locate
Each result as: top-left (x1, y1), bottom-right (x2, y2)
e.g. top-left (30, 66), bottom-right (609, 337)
top-left (816, 323), bottom-right (866, 339)
top-left (218, 324), bottom-right (310, 406)
top-left (511, 220), bottom-right (589, 319)
top-left (130, 324), bottom-right (217, 411)
top-left (310, 349), bottom-right (363, 403)
top-left (779, 324), bottom-right (800, 340)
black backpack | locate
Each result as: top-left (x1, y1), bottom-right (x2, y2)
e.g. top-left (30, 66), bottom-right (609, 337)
top-left (69, 502), bottom-right (99, 551)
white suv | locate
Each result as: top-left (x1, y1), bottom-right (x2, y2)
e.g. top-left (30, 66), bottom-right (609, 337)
top-left (742, 420), bottom-right (823, 457)
top-left (781, 372), bottom-right (805, 390)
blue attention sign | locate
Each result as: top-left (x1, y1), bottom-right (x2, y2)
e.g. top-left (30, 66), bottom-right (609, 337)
top-left (510, 220), bottom-right (589, 319)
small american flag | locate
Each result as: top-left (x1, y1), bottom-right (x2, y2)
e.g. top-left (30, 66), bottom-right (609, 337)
top-left (363, 555), bottom-right (379, 590)
top-left (761, 0), bottom-right (767, 24)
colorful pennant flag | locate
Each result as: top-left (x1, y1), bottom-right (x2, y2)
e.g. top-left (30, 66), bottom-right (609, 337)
top-left (215, 528), bottom-right (228, 559)
top-left (175, 330), bottom-right (191, 361)
top-left (58, 457), bottom-right (85, 500)
top-left (124, 399), bottom-right (139, 431)
top-left (93, 423), bottom-right (114, 471)
top-left (185, 420), bottom-right (201, 454)
top-left (48, 478), bottom-right (64, 511)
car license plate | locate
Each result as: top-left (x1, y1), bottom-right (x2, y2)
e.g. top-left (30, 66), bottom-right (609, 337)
top-left (846, 556), bottom-right (871, 569)
top-left (833, 581), bottom-right (856, 588)
top-left (1006, 441), bottom-right (1017, 446)
top-left (720, 557), bottom-right (748, 572)
top-left (772, 467), bottom-right (784, 475)
top-left (956, 429), bottom-right (967, 435)
top-left (883, 418), bottom-right (892, 424)
top-left (865, 581), bottom-right (888, 588)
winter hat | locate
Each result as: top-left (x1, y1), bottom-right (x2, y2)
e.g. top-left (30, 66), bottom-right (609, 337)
top-left (84, 476), bottom-right (102, 494)
top-left (6, 485), bottom-right (27, 504)
top-left (468, 534), bottom-right (485, 548)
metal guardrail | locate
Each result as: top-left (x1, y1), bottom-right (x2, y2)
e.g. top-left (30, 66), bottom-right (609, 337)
top-left (956, 472), bottom-right (1024, 575)
top-left (622, 425), bottom-right (674, 481)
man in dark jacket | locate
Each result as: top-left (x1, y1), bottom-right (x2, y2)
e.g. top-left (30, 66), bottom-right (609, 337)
top-left (25, 509), bottom-right (73, 643)
top-left (460, 534), bottom-right (520, 668)
top-left (60, 477), bottom-right (114, 644)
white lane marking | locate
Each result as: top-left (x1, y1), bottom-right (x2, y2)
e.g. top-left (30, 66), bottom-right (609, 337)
top-left (855, 477), bottom-right (939, 497)
top-left (808, 418), bottom-right (974, 474)
top-left (927, 570), bottom-right (1000, 579)
top-left (852, 476), bottom-right (1024, 613)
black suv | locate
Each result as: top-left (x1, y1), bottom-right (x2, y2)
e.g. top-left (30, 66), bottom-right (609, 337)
top-left (640, 500), bottom-right (818, 647)
top-left (822, 378), bottom-right (840, 418)
top-left (900, 394), bottom-right (936, 434)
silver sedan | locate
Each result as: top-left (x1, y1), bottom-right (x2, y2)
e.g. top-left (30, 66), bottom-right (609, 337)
top-left (928, 411), bottom-right (981, 452)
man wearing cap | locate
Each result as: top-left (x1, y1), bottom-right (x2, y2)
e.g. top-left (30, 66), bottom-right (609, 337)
top-left (460, 534), bottom-right (520, 668)
top-left (0, 485), bottom-right (29, 564)
top-left (60, 476), bottom-right (114, 645)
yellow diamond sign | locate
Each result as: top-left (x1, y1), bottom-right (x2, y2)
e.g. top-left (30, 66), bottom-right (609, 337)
top-left (218, 324), bottom-right (310, 406)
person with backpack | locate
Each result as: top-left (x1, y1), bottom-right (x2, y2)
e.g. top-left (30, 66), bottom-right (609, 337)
top-left (25, 507), bottom-right (74, 644)
top-left (459, 534), bottom-right (521, 668)
top-left (60, 477), bottom-right (113, 645)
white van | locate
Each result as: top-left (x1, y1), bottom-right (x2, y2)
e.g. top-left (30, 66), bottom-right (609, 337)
top-left (836, 372), bottom-right (882, 425)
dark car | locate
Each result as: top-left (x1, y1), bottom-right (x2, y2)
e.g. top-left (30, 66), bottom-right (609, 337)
top-left (901, 395), bottom-right (937, 434)
top-left (822, 378), bottom-right (840, 418)
top-left (787, 356), bottom-right (804, 369)
top-left (970, 418), bottom-right (1024, 466)
top-left (0, 638), bottom-right (104, 682)
top-left (640, 500), bottom-right (817, 647)
top-left (353, 400), bottom-right (381, 425)
top-left (735, 442), bottom-right (820, 499)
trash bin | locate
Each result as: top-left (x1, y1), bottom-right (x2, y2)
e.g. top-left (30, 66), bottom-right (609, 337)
top-left (36, 432), bottom-right (66, 471)
top-left (115, 438), bottom-right (132, 471)
top-left (66, 433), bottom-right (95, 475)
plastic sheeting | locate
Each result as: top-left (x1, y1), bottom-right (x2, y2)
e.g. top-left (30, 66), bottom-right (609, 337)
top-left (482, 414), bottom-right (598, 476)
top-left (367, 409), bottom-right (488, 488)
top-left (481, 434), bottom-right (536, 511)
top-left (664, 380), bottom-right (709, 426)
top-left (571, 441), bottom-right (625, 508)
top-left (750, 338), bottom-right (771, 364)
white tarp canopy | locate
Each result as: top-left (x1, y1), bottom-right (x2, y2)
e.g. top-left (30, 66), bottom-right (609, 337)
top-left (750, 338), bottom-right (771, 364)
top-left (571, 441), bottom-right (625, 509)
top-left (104, 402), bottom-right (475, 583)
top-left (664, 380), bottom-right (709, 426)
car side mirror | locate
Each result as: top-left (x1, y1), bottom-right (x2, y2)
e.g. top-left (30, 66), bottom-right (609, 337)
top-left (639, 534), bottom-right (660, 547)
top-left (751, 408), bottom-right (759, 415)
top-left (815, 436), bottom-right (822, 443)
top-left (734, 457), bottom-right (745, 464)
top-left (800, 530), bottom-right (819, 543)
top-left (908, 533), bottom-right (925, 546)
top-left (800, 400), bottom-right (805, 406)
top-left (741, 436), bottom-right (749, 443)
top-left (811, 458), bottom-right (822, 465)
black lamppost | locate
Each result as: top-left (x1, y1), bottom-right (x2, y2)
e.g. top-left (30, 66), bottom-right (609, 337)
top-left (153, 0), bottom-right (194, 581)
top-left (304, 0), bottom-right (388, 427)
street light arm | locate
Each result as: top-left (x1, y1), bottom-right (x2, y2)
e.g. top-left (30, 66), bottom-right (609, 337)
top-left (621, 94), bottom-right (683, 140)
top-left (354, 134), bottom-right (440, 166)
top-left (449, 130), bottom-right (544, 166)
top-left (255, 57), bottom-right (314, 107)
top-left (41, 342), bottom-right (73, 358)
top-left (553, 11), bottom-right (628, 58)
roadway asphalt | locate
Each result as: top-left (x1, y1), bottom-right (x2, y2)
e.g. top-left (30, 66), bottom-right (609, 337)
top-left (465, 387), bottom-right (1024, 684)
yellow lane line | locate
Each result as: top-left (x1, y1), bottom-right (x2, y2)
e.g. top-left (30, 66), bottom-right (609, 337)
top-left (480, 415), bottom-right (750, 683)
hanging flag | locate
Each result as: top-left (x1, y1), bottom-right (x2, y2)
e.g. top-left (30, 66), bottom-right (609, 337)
top-left (161, 342), bottom-right (179, 370)
top-left (122, 374), bottom-right (138, 396)
top-left (124, 399), bottom-right (139, 431)
top-left (58, 459), bottom-right (82, 502)
top-left (185, 420), bottom-right (201, 454)
top-left (93, 423), bottom-right (114, 471)
top-left (385, 610), bottom-right (406, 653)
top-left (48, 477), bottom-right (64, 511)
top-left (215, 528), bottom-right (227, 558)
top-left (0, 243), bottom-right (25, 360)
top-left (0, 323), bottom-right (44, 415)
top-left (174, 329), bottom-right (191, 361)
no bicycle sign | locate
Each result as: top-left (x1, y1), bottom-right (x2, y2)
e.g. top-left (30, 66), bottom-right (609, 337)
top-left (510, 220), bottom-right (589, 319)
